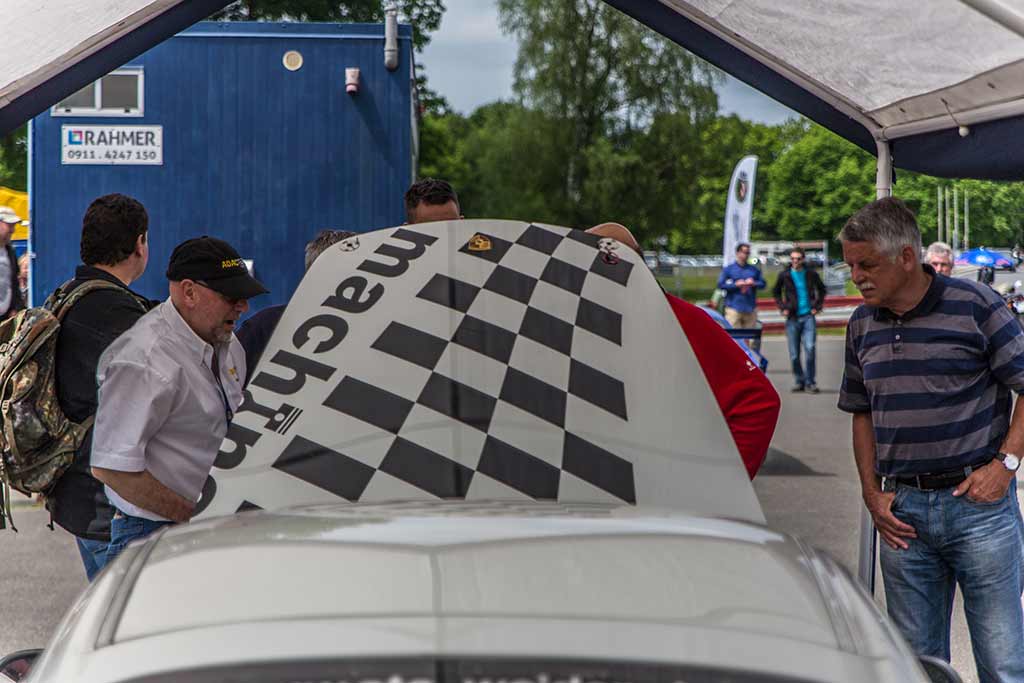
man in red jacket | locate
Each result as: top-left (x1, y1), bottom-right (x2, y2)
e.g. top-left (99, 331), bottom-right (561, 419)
top-left (587, 224), bottom-right (781, 478)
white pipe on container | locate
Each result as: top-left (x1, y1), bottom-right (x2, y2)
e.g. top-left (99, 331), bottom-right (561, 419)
top-left (384, 4), bottom-right (399, 71)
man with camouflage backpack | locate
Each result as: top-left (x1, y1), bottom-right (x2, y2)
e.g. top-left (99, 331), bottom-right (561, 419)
top-left (48, 194), bottom-right (153, 580)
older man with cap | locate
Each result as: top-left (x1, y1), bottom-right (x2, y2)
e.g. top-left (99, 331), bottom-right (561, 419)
top-left (90, 236), bottom-right (267, 564)
top-left (0, 206), bottom-right (25, 318)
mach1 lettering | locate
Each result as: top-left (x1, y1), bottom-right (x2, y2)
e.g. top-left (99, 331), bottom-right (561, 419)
top-left (216, 227), bottom-right (438, 474)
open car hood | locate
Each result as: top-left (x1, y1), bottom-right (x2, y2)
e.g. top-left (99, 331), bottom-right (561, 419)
top-left (0, 0), bottom-right (231, 135)
top-left (195, 221), bottom-right (765, 523)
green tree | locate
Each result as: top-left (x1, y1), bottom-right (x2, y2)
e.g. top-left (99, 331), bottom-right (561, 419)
top-left (211, 1), bottom-right (444, 51)
top-left (761, 125), bottom-right (875, 242)
top-left (496, 0), bottom-right (720, 226)
top-left (686, 116), bottom-right (804, 252)
top-left (0, 126), bottom-right (26, 191)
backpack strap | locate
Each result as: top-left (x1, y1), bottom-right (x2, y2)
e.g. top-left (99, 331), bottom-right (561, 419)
top-left (48, 279), bottom-right (145, 322)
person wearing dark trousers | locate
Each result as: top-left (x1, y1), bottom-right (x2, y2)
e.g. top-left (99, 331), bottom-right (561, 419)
top-left (773, 247), bottom-right (827, 393)
top-left (840, 197), bottom-right (1024, 681)
top-left (50, 194), bottom-right (153, 581)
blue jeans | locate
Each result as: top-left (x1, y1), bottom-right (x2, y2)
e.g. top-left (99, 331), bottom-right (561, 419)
top-left (75, 537), bottom-right (108, 582)
top-left (785, 313), bottom-right (816, 386)
top-left (881, 479), bottom-right (1024, 683)
top-left (101, 514), bottom-right (173, 569)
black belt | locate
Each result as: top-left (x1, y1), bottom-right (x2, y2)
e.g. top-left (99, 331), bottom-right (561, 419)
top-left (883, 457), bottom-right (993, 491)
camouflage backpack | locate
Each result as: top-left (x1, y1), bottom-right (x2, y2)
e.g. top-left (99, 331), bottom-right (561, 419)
top-left (0, 280), bottom-right (141, 529)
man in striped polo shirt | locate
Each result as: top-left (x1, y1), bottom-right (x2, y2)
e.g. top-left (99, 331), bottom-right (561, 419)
top-left (840, 197), bottom-right (1024, 682)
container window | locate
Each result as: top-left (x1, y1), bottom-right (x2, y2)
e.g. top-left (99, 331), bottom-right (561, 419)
top-left (59, 83), bottom-right (96, 110)
top-left (53, 69), bottom-right (143, 116)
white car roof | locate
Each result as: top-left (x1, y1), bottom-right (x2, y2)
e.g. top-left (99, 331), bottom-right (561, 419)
top-left (126, 504), bottom-right (825, 643)
top-left (30, 503), bottom-right (924, 683)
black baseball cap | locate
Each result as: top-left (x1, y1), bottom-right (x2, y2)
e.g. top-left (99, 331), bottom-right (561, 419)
top-left (166, 236), bottom-right (269, 300)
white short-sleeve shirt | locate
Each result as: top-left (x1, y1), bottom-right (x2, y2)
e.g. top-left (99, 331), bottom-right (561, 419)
top-left (91, 298), bottom-right (246, 521)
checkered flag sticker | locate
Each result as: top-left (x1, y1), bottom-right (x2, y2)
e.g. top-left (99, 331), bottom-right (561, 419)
top-left (197, 220), bottom-right (763, 522)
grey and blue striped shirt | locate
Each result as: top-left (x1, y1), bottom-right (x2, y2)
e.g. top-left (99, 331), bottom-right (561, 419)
top-left (839, 266), bottom-right (1024, 476)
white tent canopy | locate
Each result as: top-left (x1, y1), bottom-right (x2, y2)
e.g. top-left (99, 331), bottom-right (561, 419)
top-left (611, 0), bottom-right (1024, 179)
top-left (0, 0), bottom-right (230, 134)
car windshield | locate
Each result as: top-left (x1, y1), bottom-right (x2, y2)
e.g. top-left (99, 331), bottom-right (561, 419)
top-left (115, 657), bottom-right (822, 683)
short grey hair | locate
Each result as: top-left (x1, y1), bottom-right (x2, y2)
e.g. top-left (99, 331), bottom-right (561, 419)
top-left (839, 197), bottom-right (922, 261)
top-left (304, 229), bottom-right (356, 271)
top-left (926, 241), bottom-right (953, 261)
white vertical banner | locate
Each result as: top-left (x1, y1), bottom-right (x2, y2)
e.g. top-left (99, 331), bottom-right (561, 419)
top-left (722, 155), bottom-right (758, 263)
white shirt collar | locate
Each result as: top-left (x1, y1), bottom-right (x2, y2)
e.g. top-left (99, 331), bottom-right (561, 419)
top-left (160, 298), bottom-right (216, 366)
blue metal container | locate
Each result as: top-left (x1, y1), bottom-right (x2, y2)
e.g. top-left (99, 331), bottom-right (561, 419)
top-left (29, 21), bottom-right (415, 311)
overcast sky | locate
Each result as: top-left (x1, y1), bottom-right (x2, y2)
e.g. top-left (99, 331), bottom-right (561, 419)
top-left (418, 0), bottom-right (798, 125)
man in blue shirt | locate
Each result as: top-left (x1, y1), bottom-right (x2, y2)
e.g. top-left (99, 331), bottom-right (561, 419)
top-left (717, 242), bottom-right (765, 334)
top-left (772, 247), bottom-right (827, 392)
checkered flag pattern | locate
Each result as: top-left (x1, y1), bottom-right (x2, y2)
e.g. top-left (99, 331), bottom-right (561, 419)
top-left (269, 224), bottom-right (638, 506)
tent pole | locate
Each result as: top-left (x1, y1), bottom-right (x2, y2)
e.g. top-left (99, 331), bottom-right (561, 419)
top-left (946, 188), bottom-right (952, 247)
top-left (938, 185), bottom-right (944, 243)
top-left (954, 186), bottom-right (960, 252)
top-left (858, 139), bottom-right (893, 594)
top-left (875, 139), bottom-right (892, 199)
top-left (965, 190), bottom-right (970, 251)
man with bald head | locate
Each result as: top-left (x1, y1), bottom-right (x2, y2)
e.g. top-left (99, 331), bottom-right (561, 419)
top-left (586, 223), bottom-right (780, 477)
top-left (91, 237), bottom-right (267, 565)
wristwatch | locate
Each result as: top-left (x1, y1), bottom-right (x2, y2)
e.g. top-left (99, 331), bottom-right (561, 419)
top-left (996, 452), bottom-right (1021, 472)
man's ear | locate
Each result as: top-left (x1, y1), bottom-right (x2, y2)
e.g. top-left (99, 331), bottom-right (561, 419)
top-left (901, 245), bottom-right (919, 271)
top-left (134, 233), bottom-right (147, 257)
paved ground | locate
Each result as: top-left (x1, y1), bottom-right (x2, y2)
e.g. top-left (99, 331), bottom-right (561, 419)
top-left (0, 503), bottom-right (86, 654)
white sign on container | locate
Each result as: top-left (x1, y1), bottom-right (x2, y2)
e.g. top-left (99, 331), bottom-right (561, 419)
top-left (61, 125), bottom-right (163, 165)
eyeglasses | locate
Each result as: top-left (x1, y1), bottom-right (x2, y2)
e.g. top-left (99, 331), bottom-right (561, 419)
top-left (194, 280), bottom-right (245, 307)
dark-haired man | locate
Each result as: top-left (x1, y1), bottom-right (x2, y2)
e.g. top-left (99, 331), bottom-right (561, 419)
top-left (773, 247), bottom-right (827, 393)
top-left (718, 242), bottom-right (765, 348)
top-left (238, 229), bottom-right (355, 379)
top-left (404, 178), bottom-right (463, 224)
top-left (49, 193), bottom-right (152, 580)
top-left (91, 237), bottom-right (267, 564)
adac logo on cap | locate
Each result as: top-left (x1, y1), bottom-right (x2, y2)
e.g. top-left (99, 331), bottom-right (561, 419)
top-left (221, 258), bottom-right (244, 270)
top-left (468, 234), bottom-right (492, 252)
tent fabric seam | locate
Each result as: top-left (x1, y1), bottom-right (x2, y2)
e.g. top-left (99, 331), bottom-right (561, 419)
top-left (655, 0), bottom-right (882, 136)
top-left (871, 57), bottom-right (1024, 122)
